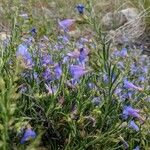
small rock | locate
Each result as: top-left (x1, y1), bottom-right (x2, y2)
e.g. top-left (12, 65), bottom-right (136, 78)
top-left (102, 8), bottom-right (145, 45)
top-left (0, 32), bottom-right (10, 41)
top-left (121, 8), bottom-right (139, 21)
top-left (102, 11), bottom-right (127, 30)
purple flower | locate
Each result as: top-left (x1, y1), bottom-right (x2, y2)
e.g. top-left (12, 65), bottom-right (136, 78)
top-left (120, 48), bottom-right (128, 57)
top-left (54, 43), bottom-right (64, 51)
top-left (20, 128), bottom-right (36, 144)
top-left (16, 43), bottom-right (33, 67)
top-left (138, 76), bottom-right (145, 83)
top-left (54, 63), bottom-right (62, 79)
top-left (122, 106), bottom-right (141, 120)
top-left (63, 56), bottom-right (69, 64)
top-left (70, 65), bottom-right (89, 79)
top-left (133, 146), bottom-right (140, 150)
top-left (58, 19), bottom-right (75, 31)
top-left (128, 120), bottom-right (139, 131)
top-left (115, 88), bottom-right (122, 96)
top-left (112, 48), bottom-right (127, 58)
top-left (76, 4), bottom-right (85, 14)
top-left (67, 51), bottom-right (80, 58)
top-left (58, 35), bottom-right (69, 44)
top-left (122, 91), bottom-right (134, 100)
top-left (142, 66), bottom-right (148, 74)
top-left (70, 78), bottom-right (78, 85)
top-left (123, 79), bottom-right (143, 91)
top-left (79, 48), bottom-right (89, 63)
top-left (130, 64), bottom-right (138, 74)
top-left (16, 44), bottom-right (29, 58)
top-left (41, 54), bottom-right (53, 67)
top-left (42, 68), bottom-right (52, 81)
top-left (113, 49), bottom-right (120, 57)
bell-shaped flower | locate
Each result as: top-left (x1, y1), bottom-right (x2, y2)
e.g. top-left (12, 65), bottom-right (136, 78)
top-left (128, 120), bottom-right (139, 131)
top-left (58, 19), bottom-right (75, 32)
top-left (20, 128), bottom-right (36, 144)
top-left (76, 4), bottom-right (85, 14)
top-left (70, 65), bottom-right (90, 79)
top-left (54, 63), bottom-right (62, 79)
top-left (122, 105), bottom-right (142, 121)
top-left (123, 79), bottom-right (143, 91)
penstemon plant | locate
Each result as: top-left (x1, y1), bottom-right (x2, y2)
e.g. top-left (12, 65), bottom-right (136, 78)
top-left (0, 0), bottom-right (150, 150)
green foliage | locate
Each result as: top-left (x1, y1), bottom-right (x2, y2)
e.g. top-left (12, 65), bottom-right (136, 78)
top-left (0, 0), bottom-right (150, 150)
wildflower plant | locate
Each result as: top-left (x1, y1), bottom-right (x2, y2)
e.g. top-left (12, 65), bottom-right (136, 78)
top-left (0, 0), bottom-right (150, 150)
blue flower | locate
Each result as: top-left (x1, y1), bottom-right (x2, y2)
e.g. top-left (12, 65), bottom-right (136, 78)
top-left (121, 91), bottom-right (134, 100)
top-left (122, 106), bottom-right (141, 120)
top-left (113, 49), bottom-right (120, 57)
top-left (16, 44), bottom-right (30, 59)
top-left (70, 78), bottom-right (78, 85)
top-left (115, 88), bottom-right (122, 96)
top-left (58, 35), bottom-right (69, 44)
top-left (41, 54), bottom-right (53, 67)
top-left (142, 66), bottom-right (148, 74)
top-left (138, 76), bottom-right (145, 83)
top-left (70, 65), bottom-right (89, 79)
top-left (120, 48), bottom-right (128, 57)
top-left (54, 63), bottom-right (62, 79)
top-left (54, 43), bottom-right (64, 51)
top-left (76, 4), bottom-right (85, 14)
top-left (133, 146), bottom-right (140, 150)
top-left (20, 128), bottom-right (36, 144)
top-left (30, 28), bottom-right (36, 35)
top-left (62, 56), bottom-right (69, 64)
top-left (67, 51), bottom-right (80, 58)
top-left (128, 120), bottom-right (139, 131)
top-left (130, 64), bottom-right (138, 74)
top-left (123, 79), bottom-right (143, 91)
top-left (79, 48), bottom-right (89, 63)
top-left (16, 43), bottom-right (33, 67)
top-left (58, 19), bottom-right (75, 32)
top-left (42, 68), bottom-right (52, 81)
top-left (112, 48), bottom-right (127, 58)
